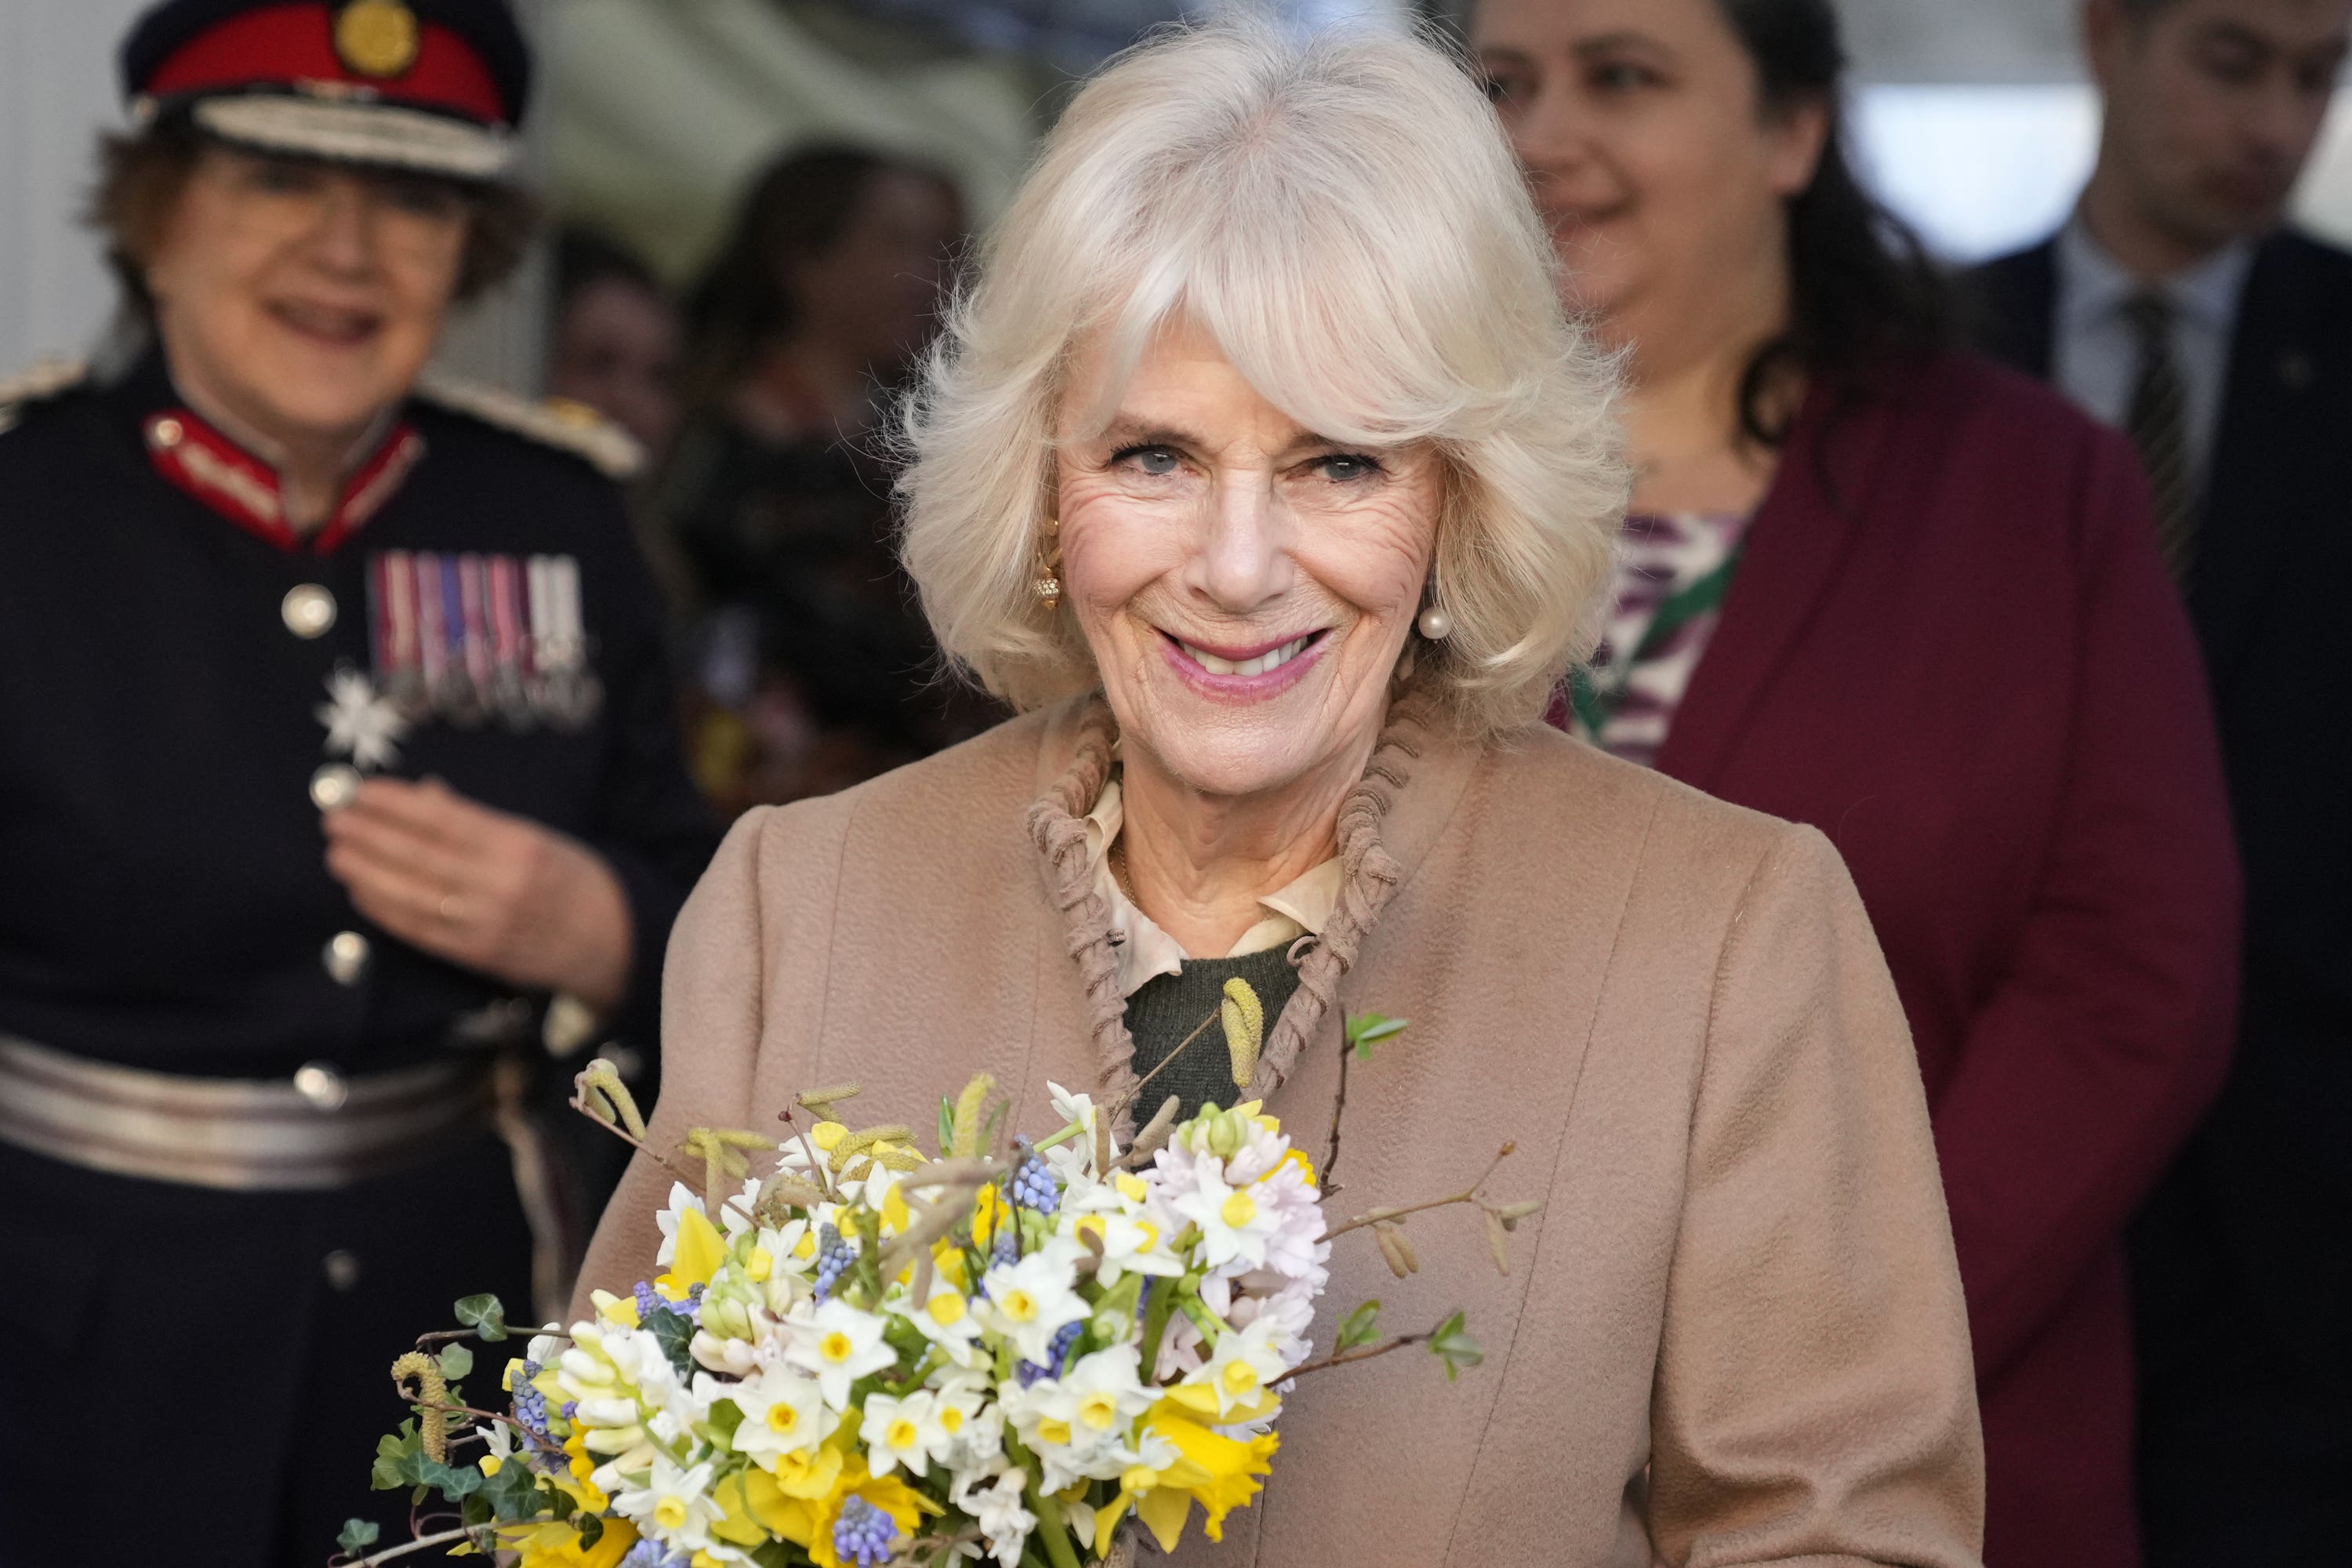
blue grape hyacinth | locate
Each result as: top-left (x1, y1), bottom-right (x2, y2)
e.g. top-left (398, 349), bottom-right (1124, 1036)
top-left (813, 1222), bottom-right (855, 1302)
top-left (1008, 1145), bottom-right (1060, 1214)
top-left (832, 1497), bottom-right (899, 1566)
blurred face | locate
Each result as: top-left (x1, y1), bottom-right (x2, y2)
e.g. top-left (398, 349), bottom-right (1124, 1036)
top-left (548, 277), bottom-right (682, 462)
top-left (2088, 0), bottom-right (2351, 254)
top-left (792, 169), bottom-right (963, 378)
top-left (1053, 317), bottom-right (1440, 804)
top-left (1472, 0), bottom-right (1825, 345)
top-left (145, 147), bottom-right (466, 452)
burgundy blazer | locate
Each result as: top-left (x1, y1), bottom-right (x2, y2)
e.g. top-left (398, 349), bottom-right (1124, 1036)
top-left (1623, 354), bottom-right (2241, 1568)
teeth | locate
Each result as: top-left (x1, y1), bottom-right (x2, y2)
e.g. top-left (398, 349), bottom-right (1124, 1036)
top-left (1180, 634), bottom-right (1311, 677)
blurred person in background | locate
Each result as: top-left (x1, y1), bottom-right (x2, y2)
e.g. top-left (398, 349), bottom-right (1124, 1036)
top-left (661, 144), bottom-right (1000, 810)
top-left (545, 225), bottom-right (695, 633)
top-left (1971, 2), bottom-right (2352, 1561)
top-left (546, 225), bottom-right (684, 467)
top-left (1471, 0), bottom-right (2241, 1563)
top-left (0, 2), bottom-right (716, 1559)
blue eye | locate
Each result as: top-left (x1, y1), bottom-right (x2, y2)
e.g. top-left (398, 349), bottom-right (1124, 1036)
top-left (1112, 445), bottom-right (1181, 476)
top-left (1317, 453), bottom-right (1382, 481)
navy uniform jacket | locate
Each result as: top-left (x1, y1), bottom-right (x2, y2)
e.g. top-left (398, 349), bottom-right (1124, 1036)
top-left (0, 349), bottom-right (719, 1077)
top-left (1970, 231), bottom-right (2352, 1556)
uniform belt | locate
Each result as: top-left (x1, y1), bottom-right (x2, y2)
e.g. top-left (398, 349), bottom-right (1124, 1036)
top-left (0, 1033), bottom-right (494, 1191)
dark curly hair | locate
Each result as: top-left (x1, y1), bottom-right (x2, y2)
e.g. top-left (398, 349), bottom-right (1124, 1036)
top-left (1715, 0), bottom-right (1954, 445)
top-left (677, 143), bottom-right (962, 412)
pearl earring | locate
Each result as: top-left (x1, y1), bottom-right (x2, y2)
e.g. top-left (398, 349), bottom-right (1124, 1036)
top-left (1417, 604), bottom-right (1452, 641)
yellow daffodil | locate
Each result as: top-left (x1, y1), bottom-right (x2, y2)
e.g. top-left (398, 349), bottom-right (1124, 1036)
top-left (495, 1515), bottom-right (637, 1568)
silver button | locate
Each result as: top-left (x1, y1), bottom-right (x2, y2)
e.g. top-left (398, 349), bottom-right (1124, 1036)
top-left (281, 583), bottom-right (336, 638)
top-left (322, 930), bottom-right (371, 986)
top-left (292, 1060), bottom-right (348, 1112)
top-left (310, 763), bottom-right (361, 812)
top-left (323, 1249), bottom-right (361, 1291)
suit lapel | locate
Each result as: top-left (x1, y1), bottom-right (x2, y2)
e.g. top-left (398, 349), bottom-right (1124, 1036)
top-left (1655, 379), bottom-right (1903, 792)
top-left (2194, 234), bottom-right (2330, 673)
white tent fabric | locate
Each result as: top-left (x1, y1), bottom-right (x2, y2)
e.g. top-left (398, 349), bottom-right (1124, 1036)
top-left (543, 0), bottom-right (1042, 284)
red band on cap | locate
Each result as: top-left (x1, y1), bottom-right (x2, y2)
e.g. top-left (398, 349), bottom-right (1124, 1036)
top-left (145, 5), bottom-right (507, 126)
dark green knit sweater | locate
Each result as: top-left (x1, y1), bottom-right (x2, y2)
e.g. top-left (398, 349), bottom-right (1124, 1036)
top-left (1120, 943), bottom-right (1303, 1126)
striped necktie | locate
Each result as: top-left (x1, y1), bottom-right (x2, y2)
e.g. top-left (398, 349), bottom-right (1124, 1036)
top-left (2121, 290), bottom-right (2198, 585)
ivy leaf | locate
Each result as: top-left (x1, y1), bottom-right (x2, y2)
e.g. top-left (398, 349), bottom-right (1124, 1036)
top-left (453, 1294), bottom-right (509, 1342)
top-left (1428, 1310), bottom-right (1484, 1382)
top-left (642, 1304), bottom-right (695, 1377)
top-left (336, 1518), bottom-right (381, 1555)
top-left (437, 1344), bottom-right (474, 1381)
top-left (370, 1421), bottom-right (429, 1491)
top-left (417, 1456), bottom-right (483, 1502)
top-left (575, 1514), bottom-right (605, 1550)
top-left (1334, 1299), bottom-right (1383, 1352)
top-left (1343, 1013), bottom-right (1408, 1062)
top-left (480, 1456), bottom-right (549, 1522)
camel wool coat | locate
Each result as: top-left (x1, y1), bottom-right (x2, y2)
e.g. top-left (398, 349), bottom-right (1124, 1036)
top-left (576, 691), bottom-right (1985, 1566)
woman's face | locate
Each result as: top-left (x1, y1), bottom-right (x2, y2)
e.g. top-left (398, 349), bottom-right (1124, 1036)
top-left (549, 277), bottom-right (683, 463)
top-left (1054, 317), bottom-right (1441, 805)
top-left (144, 147), bottom-right (467, 449)
top-left (1472, 0), bottom-right (1824, 346)
top-left (791, 169), bottom-right (964, 378)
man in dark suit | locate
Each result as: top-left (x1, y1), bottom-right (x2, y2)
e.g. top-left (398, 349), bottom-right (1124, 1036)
top-left (1971, 2), bottom-right (2352, 1563)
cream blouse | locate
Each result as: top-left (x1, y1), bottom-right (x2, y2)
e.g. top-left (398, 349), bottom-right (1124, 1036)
top-left (1081, 775), bottom-right (1341, 998)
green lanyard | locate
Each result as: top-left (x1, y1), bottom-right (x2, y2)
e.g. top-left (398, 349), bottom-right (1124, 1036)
top-left (1570, 540), bottom-right (1748, 740)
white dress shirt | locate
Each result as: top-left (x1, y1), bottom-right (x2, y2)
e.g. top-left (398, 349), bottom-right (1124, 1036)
top-left (1081, 775), bottom-right (1341, 999)
top-left (2052, 215), bottom-right (2254, 490)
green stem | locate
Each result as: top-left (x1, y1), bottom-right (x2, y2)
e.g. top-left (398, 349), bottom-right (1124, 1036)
top-left (1029, 1486), bottom-right (1087, 1568)
top-left (1031, 1119), bottom-right (1088, 1153)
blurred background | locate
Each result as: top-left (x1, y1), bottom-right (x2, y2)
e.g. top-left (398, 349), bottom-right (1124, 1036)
top-left (5, 0), bottom-right (2350, 808)
top-left (14, 0), bottom-right (2352, 379)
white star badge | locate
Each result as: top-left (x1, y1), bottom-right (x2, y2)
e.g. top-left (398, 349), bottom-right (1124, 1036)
top-left (317, 667), bottom-right (410, 771)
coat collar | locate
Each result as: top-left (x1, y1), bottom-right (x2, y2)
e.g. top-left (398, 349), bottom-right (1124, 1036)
top-left (1653, 373), bottom-right (1908, 793)
top-left (111, 347), bottom-right (424, 554)
top-left (1022, 684), bottom-right (1480, 1128)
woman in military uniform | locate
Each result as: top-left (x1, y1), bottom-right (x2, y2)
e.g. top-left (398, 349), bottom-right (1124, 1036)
top-left (0, 3), bottom-right (717, 1561)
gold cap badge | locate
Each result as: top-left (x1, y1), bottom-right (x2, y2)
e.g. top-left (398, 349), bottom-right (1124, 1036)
top-left (335, 0), bottom-right (421, 79)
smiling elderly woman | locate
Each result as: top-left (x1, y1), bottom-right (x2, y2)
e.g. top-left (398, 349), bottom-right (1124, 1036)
top-left (576, 20), bottom-right (1984, 1566)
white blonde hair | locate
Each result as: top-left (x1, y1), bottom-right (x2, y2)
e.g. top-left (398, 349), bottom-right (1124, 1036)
top-left (898, 16), bottom-right (1626, 737)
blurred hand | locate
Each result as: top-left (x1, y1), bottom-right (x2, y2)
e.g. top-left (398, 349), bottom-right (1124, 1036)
top-left (322, 776), bottom-right (633, 1011)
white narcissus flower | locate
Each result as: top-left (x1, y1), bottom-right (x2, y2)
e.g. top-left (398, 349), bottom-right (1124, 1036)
top-left (719, 1365), bottom-right (837, 1469)
top-left (901, 1271), bottom-right (986, 1367)
top-left (717, 1171), bottom-right (763, 1240)
top-left (861, 1388), bottom-right (946, 1478)
top-left (653, 1181), bottom-right (703, 1266)
top-left (1163, 1154), bottom-right (1282, 1275)
top-left (928, 1372), bottom-right (1004, 1472)
top-left (612, 1455), bottom-right (724, 1551)
top-left (1042, 1080), bottom-right (1118, 1183)
top-left (1186, 1312), bottom-right (1294, 1418)
top-left (783, 1298), bottom-right (898, 1409)
top-left (1003, 1345), bottom-right (1153, 1493)
top-left (952, 1467), bottom-right (1037, 1568)
top-left (1058, 1345), bottom-right (1156, 1443)
top-left (1063, 1200), bottom-right (1185, 1291)
top-left (975, 1243), bottom-right (1089, 1364)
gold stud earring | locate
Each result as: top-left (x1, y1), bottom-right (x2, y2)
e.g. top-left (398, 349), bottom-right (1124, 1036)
top-left (1034, 517), bottom-right (1064, 612)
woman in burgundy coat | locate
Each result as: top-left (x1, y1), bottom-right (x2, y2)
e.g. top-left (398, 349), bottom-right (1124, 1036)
top-left (1474, 0), bottom-right (2241, 1563)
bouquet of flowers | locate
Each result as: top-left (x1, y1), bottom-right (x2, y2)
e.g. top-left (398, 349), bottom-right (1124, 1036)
top-left (338, 1001), bottom-right (1534, 1568)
